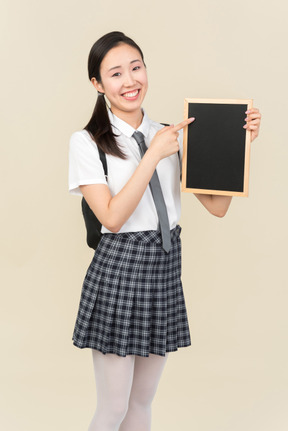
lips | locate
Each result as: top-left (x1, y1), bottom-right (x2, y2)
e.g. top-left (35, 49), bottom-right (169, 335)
top-left (121, 89), bottom-right (140, 100)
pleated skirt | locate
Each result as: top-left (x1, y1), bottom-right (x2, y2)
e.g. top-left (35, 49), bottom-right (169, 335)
top-left (72, 225), bottom-right (191, 357)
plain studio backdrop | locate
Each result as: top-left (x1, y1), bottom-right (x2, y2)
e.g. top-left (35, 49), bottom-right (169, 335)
top-left (1, 1), bottom-right (287, 430)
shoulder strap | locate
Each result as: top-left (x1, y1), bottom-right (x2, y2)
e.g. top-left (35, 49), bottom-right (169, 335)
top-left (98, 147), bottom-right (108, 176)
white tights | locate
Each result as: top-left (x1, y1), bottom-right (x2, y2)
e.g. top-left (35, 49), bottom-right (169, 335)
top-left (88, 350), bottom-right (168, 431)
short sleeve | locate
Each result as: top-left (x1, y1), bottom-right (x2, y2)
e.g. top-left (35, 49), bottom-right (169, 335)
top-left (68, 130), bottom-right (107, 196)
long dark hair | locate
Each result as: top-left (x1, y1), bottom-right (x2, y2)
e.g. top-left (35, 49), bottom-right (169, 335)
top-left (84, 31), bottom-right (145, 158)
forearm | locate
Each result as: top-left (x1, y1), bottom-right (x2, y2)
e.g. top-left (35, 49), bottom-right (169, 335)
top-left (194, 193), bottom-right (232, 217)
top-left (105, 150), bottom-right (159, 231)
top-left (81, 149), bottom-right (160, 233)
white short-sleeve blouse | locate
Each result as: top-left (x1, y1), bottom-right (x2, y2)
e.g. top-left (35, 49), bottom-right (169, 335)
top-left (69, 110), bottom-right (183, 234)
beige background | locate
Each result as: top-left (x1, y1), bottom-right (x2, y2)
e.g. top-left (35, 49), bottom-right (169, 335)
top-left (1, 0), bottom-right (287, 430)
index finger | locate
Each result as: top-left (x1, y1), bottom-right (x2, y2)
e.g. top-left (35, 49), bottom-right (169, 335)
top-left (173, 117), bottom-right (195, 132)
top-left (246, 107), bottom-right (259, 114)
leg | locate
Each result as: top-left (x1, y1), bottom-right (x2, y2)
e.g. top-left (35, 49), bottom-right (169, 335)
top-left (88, 350), bottom-right (135, 431)
top-left (119, 353), bottom-right (169, 431)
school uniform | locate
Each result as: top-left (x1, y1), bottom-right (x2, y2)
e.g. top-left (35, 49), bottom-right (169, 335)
top-left (69, 110), bottom-right (191, 357)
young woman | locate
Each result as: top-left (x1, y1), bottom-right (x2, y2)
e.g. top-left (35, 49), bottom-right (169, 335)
top-left (69, 31), bottom-right (261, 431)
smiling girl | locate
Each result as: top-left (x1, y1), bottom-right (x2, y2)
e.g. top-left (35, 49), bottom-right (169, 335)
top-left (69, 31), bottom-right (261, 431)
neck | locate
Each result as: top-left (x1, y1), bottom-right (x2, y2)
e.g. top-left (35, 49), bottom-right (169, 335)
top-left (110, 107), bottom-right (144, 129)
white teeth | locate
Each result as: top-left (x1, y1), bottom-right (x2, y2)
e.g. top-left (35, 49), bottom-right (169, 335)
top-left (123, 90), bottom-right (139, 98)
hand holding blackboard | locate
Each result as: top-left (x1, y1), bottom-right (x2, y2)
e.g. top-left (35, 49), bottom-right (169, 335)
top-left (182, 98), bottom-right (253, 197)
top-left (243, 107), bottom-right (261, 142)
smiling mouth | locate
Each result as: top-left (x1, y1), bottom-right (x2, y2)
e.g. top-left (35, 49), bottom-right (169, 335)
top-left (122, 89), bottom-right (140, 99)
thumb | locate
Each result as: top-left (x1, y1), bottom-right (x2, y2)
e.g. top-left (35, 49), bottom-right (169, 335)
top-left (158, 124), bottom-right (174, 134)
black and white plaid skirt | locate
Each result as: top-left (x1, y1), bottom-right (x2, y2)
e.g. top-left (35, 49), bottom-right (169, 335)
top-left (72, 225), bottom-right (191, 357)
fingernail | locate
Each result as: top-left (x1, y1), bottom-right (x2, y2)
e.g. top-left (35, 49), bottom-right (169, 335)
top-left (243, 125), bottom-right (247, 128)
top-left (245, 110), bottom-right (251, 114)
top-left (190, 117), bottom-right (195, 121)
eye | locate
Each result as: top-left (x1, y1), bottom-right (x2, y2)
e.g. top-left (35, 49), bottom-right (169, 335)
top-left (133, 66), bottom-right (141, 71)
top-left (112, 72), bottom-right (121, 77)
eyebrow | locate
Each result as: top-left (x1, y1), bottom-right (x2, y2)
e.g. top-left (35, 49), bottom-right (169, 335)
top-left (108, 59), bottom-right (141, 72)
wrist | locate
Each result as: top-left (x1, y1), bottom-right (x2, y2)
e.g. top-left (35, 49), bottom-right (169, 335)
top-left (145, 145), bottom-right (161, 166)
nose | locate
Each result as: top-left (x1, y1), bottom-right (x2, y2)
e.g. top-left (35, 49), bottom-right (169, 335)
top-left (123, 71), bottom-right (136, 87)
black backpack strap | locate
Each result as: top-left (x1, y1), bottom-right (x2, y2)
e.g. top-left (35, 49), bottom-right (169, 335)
top-left (81, 147), bottom-right (108, 250)
top-left (98, 147), bottom-right (108, 177)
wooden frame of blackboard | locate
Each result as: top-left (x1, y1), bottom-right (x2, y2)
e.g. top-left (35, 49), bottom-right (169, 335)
top-left (182, 98), bottom-right (253, 197)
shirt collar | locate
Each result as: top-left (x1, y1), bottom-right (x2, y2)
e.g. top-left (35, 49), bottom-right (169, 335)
top-left (108, 109), bottom-right (151, 138)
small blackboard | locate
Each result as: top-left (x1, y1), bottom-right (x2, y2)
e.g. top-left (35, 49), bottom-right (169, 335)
top-left (182, 98), bottom-right (253, 197)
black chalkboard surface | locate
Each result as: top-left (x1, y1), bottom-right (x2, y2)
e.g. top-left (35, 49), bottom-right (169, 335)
top-left (182, 98), bottom-right (253, 197)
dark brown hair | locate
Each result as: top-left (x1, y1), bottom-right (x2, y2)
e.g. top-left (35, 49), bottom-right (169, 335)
top-left (84, 31), bottom-right (145, 158)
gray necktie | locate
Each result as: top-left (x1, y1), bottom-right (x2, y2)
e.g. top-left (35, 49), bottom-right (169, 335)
top-left (133, 131), bottom-right (171, 253)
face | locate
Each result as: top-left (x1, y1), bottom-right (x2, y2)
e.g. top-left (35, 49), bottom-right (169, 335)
top-left (92, 43), bottom-right (148, 121)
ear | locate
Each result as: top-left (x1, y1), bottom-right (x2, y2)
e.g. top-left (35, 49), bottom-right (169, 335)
top-left (91, 77), bottom-right (104, 93)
